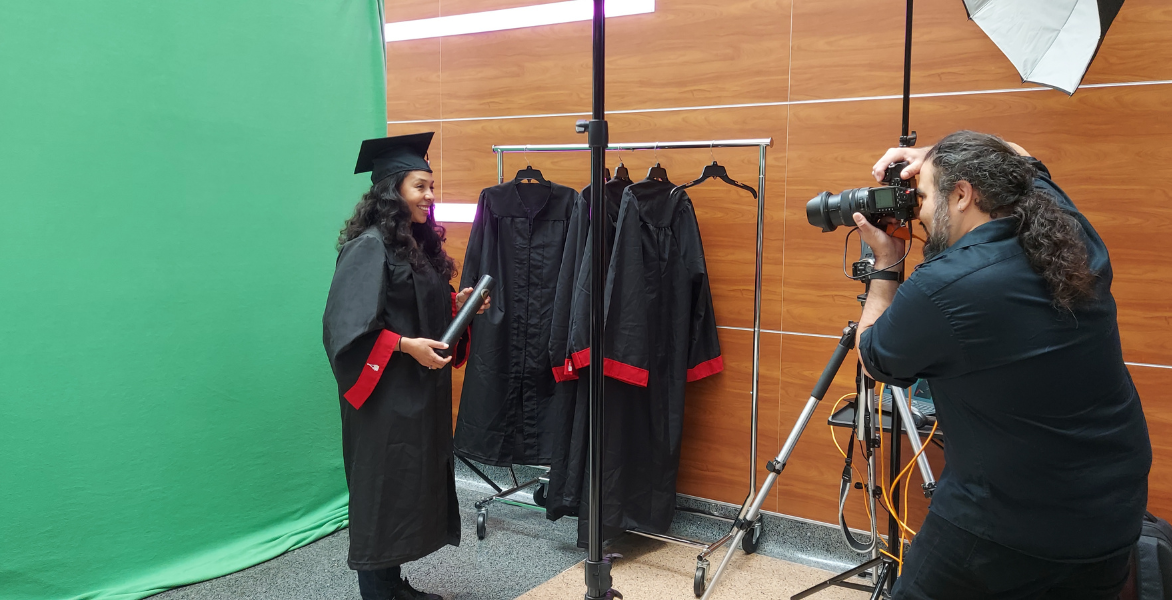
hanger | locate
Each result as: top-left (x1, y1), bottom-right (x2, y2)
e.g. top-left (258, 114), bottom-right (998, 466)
top-left (515, 146), bottom-right (549, 185)
top-left (613, 155), bottom-right (631, 182)
top-left (646, 143), bottom-right (668, 181)
top-left (673, 161), bottom-right (758, 199)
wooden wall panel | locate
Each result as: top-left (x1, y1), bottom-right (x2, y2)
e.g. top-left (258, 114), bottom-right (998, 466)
top-left (394, 0), bottom-right (791, 119)
top-left (1082, 0), bottom-right (1172, 85)
top-left (782, 87), bottom-right (1172, 365)
top-left (787, 0), bottom-right (1172, 102)
top-left (678, 329), bottom-right (781, 508)
top-left (380, 0), bottom-right (1172, 535)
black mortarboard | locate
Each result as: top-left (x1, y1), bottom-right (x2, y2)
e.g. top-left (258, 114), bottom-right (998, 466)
top-left (354, 132), bottom-right (434, 185)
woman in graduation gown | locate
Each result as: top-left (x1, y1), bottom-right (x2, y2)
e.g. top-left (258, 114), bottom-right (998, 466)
top-left (323, 133), bottom-right (487, 600)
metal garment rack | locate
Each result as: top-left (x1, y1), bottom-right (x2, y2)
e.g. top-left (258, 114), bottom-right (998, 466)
top-left (485, 138), bottom-right (771, 597)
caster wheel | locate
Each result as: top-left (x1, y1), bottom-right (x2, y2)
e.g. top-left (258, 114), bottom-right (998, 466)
top-left (693, 563), bottom-right (708, 597)
top-left (476, 511), bottom-right (487, 540)
top-left (533, 483), bottom-right (547, 507)
top-left (740, 519), bottom-right (762, 554)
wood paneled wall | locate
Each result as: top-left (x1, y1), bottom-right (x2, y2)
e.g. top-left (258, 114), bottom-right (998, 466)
top-left (383, 0), bottom-right (1172, 534)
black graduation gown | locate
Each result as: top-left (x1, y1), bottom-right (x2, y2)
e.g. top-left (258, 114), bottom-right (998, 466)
top-left (545, 178), bottom-right (630, 521)
top-left (454, 180), bottom-right (579, 466)
top-left (556, 179), bottom-right (724, 544)
top-left (323, 228), bottom-right (468, 570)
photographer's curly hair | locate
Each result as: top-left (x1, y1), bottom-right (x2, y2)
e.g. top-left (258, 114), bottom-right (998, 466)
top-left (925, 131), bottom-right (1096, 311)
top-left (337, 171), bottom-right (457, 281)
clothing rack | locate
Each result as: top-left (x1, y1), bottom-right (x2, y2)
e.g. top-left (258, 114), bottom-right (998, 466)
top-left (473, 138), bottom-right (771, 597)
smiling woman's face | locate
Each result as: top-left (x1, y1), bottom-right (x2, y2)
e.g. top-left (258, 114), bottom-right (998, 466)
top-left (399, 171), bottom-right (435, 224)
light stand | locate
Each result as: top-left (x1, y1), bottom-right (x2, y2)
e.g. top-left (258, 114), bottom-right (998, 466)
top-left (701, 2), bottom-right (931, 596)
top-left (575, 0), bottom-right (617, 598)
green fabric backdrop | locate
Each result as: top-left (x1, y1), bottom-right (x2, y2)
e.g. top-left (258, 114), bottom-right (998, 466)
top-left (0, 2), bottom-right (386, 598)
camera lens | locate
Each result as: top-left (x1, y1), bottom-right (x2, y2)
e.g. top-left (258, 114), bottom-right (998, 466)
top-left (806, 187), bottom-right (869, 232)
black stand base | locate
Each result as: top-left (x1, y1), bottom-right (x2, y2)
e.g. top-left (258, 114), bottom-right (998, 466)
top-left (793, 555), bottom-right (895, 600)
top-left (584, 556), bottom-right (623, 600)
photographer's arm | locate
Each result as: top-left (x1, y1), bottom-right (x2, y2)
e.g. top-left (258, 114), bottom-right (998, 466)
top-left (852, 212), bottom-right (904, 377)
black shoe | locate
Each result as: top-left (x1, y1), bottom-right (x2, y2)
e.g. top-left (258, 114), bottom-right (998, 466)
top-left (393, 578), bottom-right (442, 600)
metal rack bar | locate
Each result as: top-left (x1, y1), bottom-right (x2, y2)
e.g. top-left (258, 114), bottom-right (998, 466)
top-left (492, 139), bottom-right (773, 153)
top-left (492, 138), bottom-right (771, 597)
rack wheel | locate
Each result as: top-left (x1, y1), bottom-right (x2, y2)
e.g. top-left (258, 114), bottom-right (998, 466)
top-left (740, 518), bottom-right (762, 554)
top-left (533, 483), bottom-right (547, 507)
top-left (693, 563), bottom-right (708, 597)
top-left (476, 510), bottom-right (487, 540)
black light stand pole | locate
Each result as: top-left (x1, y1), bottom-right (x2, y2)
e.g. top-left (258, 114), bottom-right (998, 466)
top-left (886, 2), bottom-right (915, 592)
top-left (899, 0), bottom-right (916, 149)
top-left (576, 0), bottom-right (613, 598)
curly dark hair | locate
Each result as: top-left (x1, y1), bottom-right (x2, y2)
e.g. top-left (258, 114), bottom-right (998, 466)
top-left (925, 131), bottom-right (1096, 311)
top-left (337, 172), bottom-right (457, 281)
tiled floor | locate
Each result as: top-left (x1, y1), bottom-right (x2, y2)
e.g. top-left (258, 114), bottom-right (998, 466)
top-left (153, 462), bottom-right (874, 600)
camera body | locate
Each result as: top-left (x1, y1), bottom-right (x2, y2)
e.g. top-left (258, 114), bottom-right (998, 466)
top-left (805, 161), bottom-right (919, 233)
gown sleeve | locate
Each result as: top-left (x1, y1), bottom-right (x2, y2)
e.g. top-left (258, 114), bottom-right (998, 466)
top-left (567, 190), bottom-right (650, 387)
top-left (677, 197), bottom-right (723, 381)
top-left (322, 235), bottom-right (402, 409)
top-left (550, 195), bottom-right (589, 382)
top-left (459, 188), bottom-right (490, 291)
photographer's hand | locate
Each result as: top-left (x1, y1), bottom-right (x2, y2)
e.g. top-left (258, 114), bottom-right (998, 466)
top-left (399, 337), bottom-right (452, 370)
top-left (853, 214), bottom-right (905, 269)
top-left (872, 146), bottom-right (931, 182)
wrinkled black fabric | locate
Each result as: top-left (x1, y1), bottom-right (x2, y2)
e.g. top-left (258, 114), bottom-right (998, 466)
top-left (860, 159), bottom-right (1151, 561)
top-left (544, 178), bottom-right (630, 522)
top-left (546, 179), bottom-right (723, 544)
top-left (323, 228), bottom-right (461, 570)
top-left (454, 180), bottom-right (579, 466)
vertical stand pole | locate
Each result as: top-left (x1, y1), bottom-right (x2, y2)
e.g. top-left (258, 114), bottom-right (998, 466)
top-left (579, 0), bottom-right (612, 598)
top-left (749, 145), bottom-right (766, 494)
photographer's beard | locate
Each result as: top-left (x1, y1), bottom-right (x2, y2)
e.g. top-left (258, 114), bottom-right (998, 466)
top-left (921, 198), bottom-right (952, 260)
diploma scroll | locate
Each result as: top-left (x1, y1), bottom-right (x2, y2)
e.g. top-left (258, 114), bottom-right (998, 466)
top-left (438, 274), bottom-right (494, 357)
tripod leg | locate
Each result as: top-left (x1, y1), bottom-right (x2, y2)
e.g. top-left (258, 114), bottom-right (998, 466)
top-left (869, 563), bottom-right (892, 600)
top-left (791, 556), bottom-right (888, 600)
top-left (699, 325), bottom-right (857, 600)
top-left (890, 387), bottom-right (935, 492)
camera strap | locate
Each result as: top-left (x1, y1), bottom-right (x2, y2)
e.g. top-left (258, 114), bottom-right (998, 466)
top-left (837, 431), bottom-right (877, 553)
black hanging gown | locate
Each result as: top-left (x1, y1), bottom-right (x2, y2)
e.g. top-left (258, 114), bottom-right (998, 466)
top-left (549, 179), bottom-right (724, 544)
top-left (454, 180), bottom-right (579, 466)
top-left (545, 177), bottom-right (631, 521)
top-left (323, 227), bottom-right (469, 570)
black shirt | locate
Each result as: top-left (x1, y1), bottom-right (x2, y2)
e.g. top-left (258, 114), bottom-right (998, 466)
top-left (859, 159), bottom-right (1151, 561)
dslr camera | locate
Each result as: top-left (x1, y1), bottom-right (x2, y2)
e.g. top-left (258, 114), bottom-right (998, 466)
top-left (806, 161), bottom-right (918, 232)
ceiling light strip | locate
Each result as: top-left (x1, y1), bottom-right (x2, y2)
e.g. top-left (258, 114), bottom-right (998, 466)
top-left (385, 0), bottom-right (655, 42)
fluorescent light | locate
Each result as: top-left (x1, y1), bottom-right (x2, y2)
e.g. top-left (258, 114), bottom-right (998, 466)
top-left (385, 0), bottom-right (655, 42)
top-left (434, 203), bottom-right (478, 223)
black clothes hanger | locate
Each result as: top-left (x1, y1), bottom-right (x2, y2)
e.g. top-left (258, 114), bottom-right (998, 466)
top-left (672, 161), bottom-right (758, 199)
top-left (514, 147), bottom-right (549, 185)
top-left (613, 160), bottom-right (631, 182)
top-left (514, 165), bottom-right (548, 185)
top-left (646, 162), bottom-right (668, 181)
top-left (645, 144), bottom-right (668, 182)
top-left (605, 167), bottom-right (612, 181)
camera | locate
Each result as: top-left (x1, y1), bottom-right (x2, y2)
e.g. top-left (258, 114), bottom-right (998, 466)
top-left (805, 161), bottom-right (918, 232)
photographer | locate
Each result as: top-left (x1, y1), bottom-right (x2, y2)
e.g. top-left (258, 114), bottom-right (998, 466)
top-left (855, 131), bottom-right (1151, 599)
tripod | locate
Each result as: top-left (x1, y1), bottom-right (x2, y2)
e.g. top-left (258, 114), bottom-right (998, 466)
top-left (699, 242), bottom-right (937, 600)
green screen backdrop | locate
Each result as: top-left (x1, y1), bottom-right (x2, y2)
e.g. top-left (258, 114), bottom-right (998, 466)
top-left (0, 2), bottom-right (386, 598)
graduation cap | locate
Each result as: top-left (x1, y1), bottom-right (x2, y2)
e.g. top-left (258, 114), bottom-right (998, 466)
top-left (354, 132), bottom-right (434, 185)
